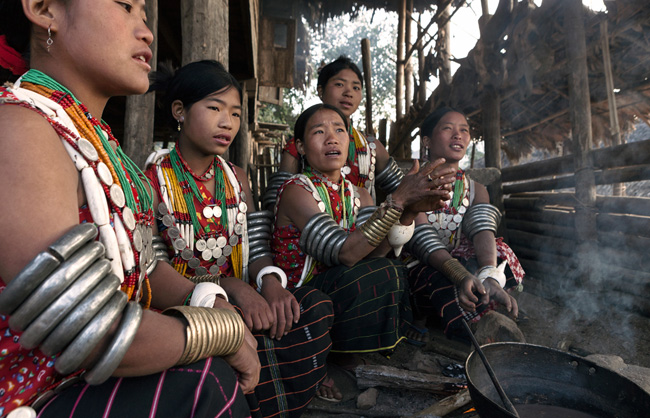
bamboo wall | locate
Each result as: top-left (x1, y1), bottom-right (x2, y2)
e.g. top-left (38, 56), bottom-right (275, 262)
top-left (502, 138), bottom-right (650, 317)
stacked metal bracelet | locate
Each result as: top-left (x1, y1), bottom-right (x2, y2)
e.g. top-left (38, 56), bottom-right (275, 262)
top-left (355, 206), bottom-right (377, 226)
top-left (358, 199), bottom-right (403, 247)
top-left (0, 224), bottom-right (143, 385)
top-left (163, 306), bottom-right (245, 365)
top-left (440, 258), bottom-right (473, 286)
top-left (374, 157), bottom-right (404, 194)
top-left (247, 210), bottom-right (274, 264)
top-left (462, 203), bottom-right (501, 240)
top-left (299, 212), bottom-right (348, 266)
top-left (262, 171), bottom-right (293, 210)
top-left (405, 224), bottom-right (448, 262)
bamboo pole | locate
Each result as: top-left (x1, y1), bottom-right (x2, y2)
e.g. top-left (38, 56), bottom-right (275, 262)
top-left (361, 39), bottom-right (375, 137)
top-left (123, 0), bottom-right (158, 169)
top-left (396, 0), bottom-right (406, 120)
top-left (600, 19), bottom-right (625, 196)
top-left (405, 0), bottom-right (413, 114)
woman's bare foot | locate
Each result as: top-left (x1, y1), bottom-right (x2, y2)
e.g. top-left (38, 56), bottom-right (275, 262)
top-left (315, 375), bottom-right (342, 402)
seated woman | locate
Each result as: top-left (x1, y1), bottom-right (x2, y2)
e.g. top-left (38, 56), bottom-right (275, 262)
top-left (267, 56), bottom-right (403, 209)
top-left (272, 103), bottom-right (456, 400)
top-left (0, 2), bottom-right (254, 417)
top-left (404, 107), bottom-right (525, 344)
top-left (145, 60), bottom-right (334, 417)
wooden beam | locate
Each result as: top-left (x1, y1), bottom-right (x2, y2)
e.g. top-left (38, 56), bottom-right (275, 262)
top-left (361, 38), bottom-right (375, 136)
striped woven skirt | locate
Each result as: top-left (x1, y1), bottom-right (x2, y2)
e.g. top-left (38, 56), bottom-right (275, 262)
top-left (308, 258), bottom-right (412, 353)
top-left (247, 286), bottom-right (333, 418)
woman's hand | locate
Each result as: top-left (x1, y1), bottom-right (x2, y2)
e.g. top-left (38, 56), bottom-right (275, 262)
top-left (391, 158), bottom-right (456, 215)
top-left (223, 277), bottom-right (275, 332)
top-left (458, 275), bottom-right (487, 312)
top-left (260, 276), bottom-right (300, 340)
top-left (224, 327), bottom-right (261, 394)
top-left (483, 278), bottom-right (519, 319)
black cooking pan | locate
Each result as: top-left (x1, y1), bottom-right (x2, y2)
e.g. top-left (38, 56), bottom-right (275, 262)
top-left (465, 342), bottom-right (650, 418)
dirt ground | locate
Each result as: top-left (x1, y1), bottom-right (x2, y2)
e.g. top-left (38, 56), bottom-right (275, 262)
top-left (304, 273), bottom-right (650, 417)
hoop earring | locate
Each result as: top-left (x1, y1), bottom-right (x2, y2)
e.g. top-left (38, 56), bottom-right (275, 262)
top-left (46, 26), bottom-right (53, 52)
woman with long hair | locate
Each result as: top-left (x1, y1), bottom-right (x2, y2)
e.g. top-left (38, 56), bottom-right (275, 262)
top-left (0, 1), bottom-right (255, 416)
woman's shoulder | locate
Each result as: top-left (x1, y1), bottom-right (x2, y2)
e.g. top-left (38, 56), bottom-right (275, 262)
top-left (0, 103), bottom-right (62, 154)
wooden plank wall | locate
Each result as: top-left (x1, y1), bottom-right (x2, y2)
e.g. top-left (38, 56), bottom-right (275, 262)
top-left (502, 138), bottom-right (650, 317)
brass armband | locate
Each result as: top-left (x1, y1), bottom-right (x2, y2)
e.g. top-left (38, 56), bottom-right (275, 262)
top-left (440, 258), bottom-right (473, 286)
top-left (358, 203), bottom-right (403, 247)
top-left (163, 306), bottom-right (245, 365)
top-left (189, 274), bottom-right (222, 286)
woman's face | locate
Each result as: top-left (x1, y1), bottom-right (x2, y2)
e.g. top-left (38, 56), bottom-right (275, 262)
top-left (297, 109), bottom-right (349, 179)
top-left (178, 86), bottom-right (242, 158)
top-left (318, 69), bottom-right (362, 119)
top-left (425, 111), bottom-right (471, 163)
top-left (50, 0), bottom-right (154, 97)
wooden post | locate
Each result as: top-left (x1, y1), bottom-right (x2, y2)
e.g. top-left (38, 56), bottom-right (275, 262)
top-left (395, 0), bottom-right (406, 120)
top-left (232, 88), bottom-right (249, 174)
top-left (565, 0), bottom-right (597, 286)
top-left (123, 0), bottom-right (158, 169)
top-left (417, 20), bottom-right (426, 107)
top-left (404, 0), bottom-right (413, 114)
top-left (361, 38), bottom-right (375, 137)
top-left (181, 0), bottom-right (229, 67)
top-left (438, 0), bottom-right (452, 88)
top-left (600, 19), bottom-right (625, 196)
top-left (378, 119), bottom-right (388, 147)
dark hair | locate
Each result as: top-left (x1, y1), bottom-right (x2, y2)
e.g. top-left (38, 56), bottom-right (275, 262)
top-left (420, 106), bottom-right (466, 138)
top-left (149, 60), bottom-right (242, 130)
top-left (317, 56), bottom-right (363, 89)
top-left (294, 104), bottom-right (349, 143)
top-left (0, 0), bottom-right (31, 82)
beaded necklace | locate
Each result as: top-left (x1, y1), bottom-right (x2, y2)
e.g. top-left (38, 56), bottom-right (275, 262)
top-left (13, 69), bottom-right (154, 304)
top-left (303, 166), bottom-right (354, 229)
top-left (158, 149), bottom-right (246, 279)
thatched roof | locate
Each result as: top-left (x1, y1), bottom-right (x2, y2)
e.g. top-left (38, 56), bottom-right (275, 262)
top-left (432, 0), bottom-right (650, 162)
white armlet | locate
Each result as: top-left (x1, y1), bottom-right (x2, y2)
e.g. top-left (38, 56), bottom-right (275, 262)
top-left (190, 282), bottom-right (229, 306)
top-left (256, 266), bottom-right (288, 293)
top-left (476, 260), bottom-right (508, 288)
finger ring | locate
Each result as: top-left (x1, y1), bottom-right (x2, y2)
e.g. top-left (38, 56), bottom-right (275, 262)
top-left (427, 174), bottom-right (433, 181)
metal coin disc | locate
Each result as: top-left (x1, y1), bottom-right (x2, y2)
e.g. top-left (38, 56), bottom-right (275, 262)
top-left (213, 206), bottom-right (222, 218)
top-left (215, 236), bottom-right (226, 248)
top-left (458, 206), bottom-right (467, 214)
top-left (77, 138), bottom-right (99, 161)
top-left (122, 207), bottom-right (136, 231)
top-left (371, 156), bottom-right (376, 164)
top-left (181, 248), bottom-right (193, 261)
top-left (354, 198), bottom-right (361, 207)
top-left (240, 193), bottom-right (246, 202)
top-left (202, 206), bottom-right (214, 219)
top-left (133, 228), bottom-right (143, 252)
top-left (158, 202), bottom-right (168, 216)
top-left (162, 214), bottom-right (174, 227)
top-left (195, 266), bottom-right (208, 276)
top-left (188, 257), bottom-right (200, 269)
top-left (216, 256), bottom-right (227, 266)
top-left (341, 166), bottom-right (352, 175)
top-left (428, 213), bottom-right (437, 223)
top-left (206, 237), bottom-right (217, 250)
top-left (234, 223), bottom-right (244, 236)
top-left (236, 212), bottom-right (246, 224)
top-left (201, 249), bottom-right (213, 261)
top-left (368, 171), bottom-right (375, 181)
top-left (173, 238), bottom-right (187, 251)
top-left (369, 142), bottom-right (377, 150)
top-left (223, 245), bottom-right (233, 256)
top-left (195, 239), bottom-right (207, 252)
top-left (229, 234), bottom-right (239, 246)
top-left (370, 164), bottom-right (376, 174)
top-left (444, 229), bottom-right (452, 237)
top-left (96, 162), bottom-right (113, 186)
top-left (167, 226), bottom-right (180, 239)
top-left (462, 198), bottom-right (469, 206)
top-left (239, 202), bottom-right (247, 213)
top-left (109, 184), bottom-right (126, 208)
top-left (212, 247), bottom-right (222, 259)
top-left (209, 265), bottom-right (220, 275)
top-left (448, 222), bottom-right (458, 231)
top-left (453, 214), bottom-right (463, 223)
top-left (432, 221), bottom-right (441, 229)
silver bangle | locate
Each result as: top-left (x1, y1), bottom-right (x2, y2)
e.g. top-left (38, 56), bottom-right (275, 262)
top-left (462, 203), bottom-right (501, 240)
top-left (84, 301), bottom-right (143, 385)
top-left (375, 157), bottom-right (404, 194)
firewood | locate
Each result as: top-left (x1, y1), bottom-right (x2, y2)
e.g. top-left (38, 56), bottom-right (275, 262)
top-left (354, 365), bottom-right (465, 394)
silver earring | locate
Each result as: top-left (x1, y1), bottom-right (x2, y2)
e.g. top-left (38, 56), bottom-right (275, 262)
top-left (47, 26), bottom-right (53, 52)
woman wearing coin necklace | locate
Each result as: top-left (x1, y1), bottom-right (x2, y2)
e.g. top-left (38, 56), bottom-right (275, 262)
top-left (404, 107), bottom-right (525, 345)
top-left (272, 103), bottom-right (456, 386)
top-left (145, 60), bottom-right (334, 418)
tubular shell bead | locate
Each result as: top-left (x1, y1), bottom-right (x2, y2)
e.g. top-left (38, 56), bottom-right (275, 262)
top-left (99, 224), bottom-right (125, 283)
top-left (62, 141), bottom-right (89, 171)
top-left (113, 214), bottom-right (135, 272)
top-left (81, 167), bottom-right (110, 226)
